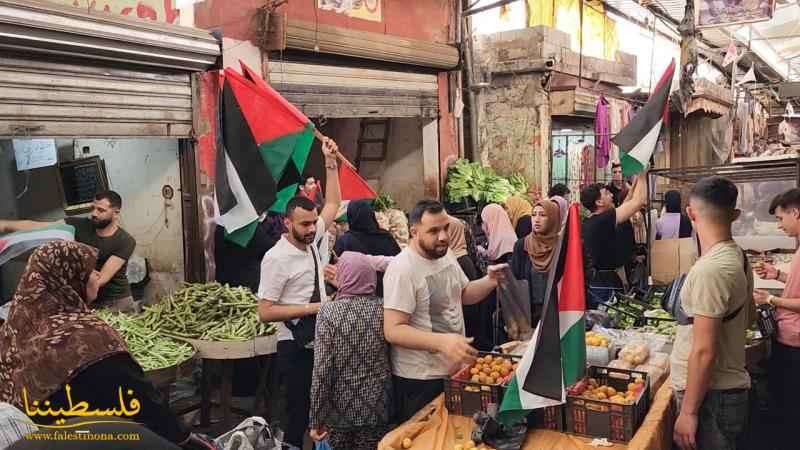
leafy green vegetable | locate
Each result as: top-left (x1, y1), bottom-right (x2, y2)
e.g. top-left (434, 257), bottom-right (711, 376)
top-left (371, 192), bottom-right (396, 212)
top-left (445, 159), bottom-right (526, 204)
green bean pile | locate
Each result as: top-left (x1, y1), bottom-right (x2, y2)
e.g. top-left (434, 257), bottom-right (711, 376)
top-left (142, 282), bottom-right (276, 342)
top-left (96, 310), bottom-right (195, 372)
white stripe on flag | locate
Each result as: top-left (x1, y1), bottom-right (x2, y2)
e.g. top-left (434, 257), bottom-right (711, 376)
top-left (624, 118), bottom-right (663, 168)
top-left (215, 152), bottom-right (259, 234)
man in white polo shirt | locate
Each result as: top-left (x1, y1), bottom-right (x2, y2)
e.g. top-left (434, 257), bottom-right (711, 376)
top-left (257, 138), bottom-right (341, 448)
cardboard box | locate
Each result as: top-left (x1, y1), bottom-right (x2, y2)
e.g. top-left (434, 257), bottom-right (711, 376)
top-left (651, 238), bottom-right (698, 284)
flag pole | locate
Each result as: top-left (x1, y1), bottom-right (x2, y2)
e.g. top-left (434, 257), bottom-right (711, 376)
top-left (313, 128), bottom-right (357, 170)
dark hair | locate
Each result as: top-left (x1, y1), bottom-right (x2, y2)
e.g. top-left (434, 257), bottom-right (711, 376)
top-left (664, 190), bottom-right (682, 214)
top-left (285, 196), bottom-right (317, 218)
top-left (580, 184), bottom-right (605, 212)
top-left (689, 176), bottom-right (738, 223)
top-left (409, 200), bottom-right (445, 225)
top-left (769, 188), bottom-right (800, 215)
top-left (548, 183), bottom-right (570, 198)
top-left (95, 190), bottom-right (122, 209)
top-left (612, 163), bottom-right (622, 169)
top-left (305, 176), bottom-right (316, 183)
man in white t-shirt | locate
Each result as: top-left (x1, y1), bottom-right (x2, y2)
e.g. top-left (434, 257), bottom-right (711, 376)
top-left (257, 138), bottom-right (341, 448)
top-left (383, 200), bottom-right (506, 422)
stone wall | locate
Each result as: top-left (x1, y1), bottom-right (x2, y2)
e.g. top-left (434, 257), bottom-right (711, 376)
top-left (472, 26), bottom-right (637, 193)
top-left (476, 73), bottom-right (549, 192)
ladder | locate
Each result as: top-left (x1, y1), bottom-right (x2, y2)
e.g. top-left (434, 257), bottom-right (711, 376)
top-left (355, 118), bottom-right (391, 171)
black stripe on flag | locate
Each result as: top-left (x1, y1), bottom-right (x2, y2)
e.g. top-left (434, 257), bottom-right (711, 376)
top-left (222, 81), bottom-right (277, 214)
top-left (611, 61), bottom-right (675, 153)
top-left (215, 87), bottom-right (236, 215)
top-left (522, 217), bottom-right (569, 400)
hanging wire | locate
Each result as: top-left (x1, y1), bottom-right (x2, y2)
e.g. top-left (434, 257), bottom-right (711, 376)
top-left (648, 11), bottom-right (657, 94)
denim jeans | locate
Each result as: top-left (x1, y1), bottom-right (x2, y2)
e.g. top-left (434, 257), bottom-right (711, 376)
top-left (674, 389), bottom-right (749, 450)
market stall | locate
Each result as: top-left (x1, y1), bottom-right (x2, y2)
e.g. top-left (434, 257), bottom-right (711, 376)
top-left (379, 379), bottom-right (674, 450)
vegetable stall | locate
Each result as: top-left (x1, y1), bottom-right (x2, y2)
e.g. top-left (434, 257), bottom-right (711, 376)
top-left (99, 282), bottom-right (278, 426)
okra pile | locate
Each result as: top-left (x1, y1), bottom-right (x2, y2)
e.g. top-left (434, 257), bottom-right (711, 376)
top-left (96, 310), bottom-right (195, 371)
top-left (141, 282), bottom-right (276, 342)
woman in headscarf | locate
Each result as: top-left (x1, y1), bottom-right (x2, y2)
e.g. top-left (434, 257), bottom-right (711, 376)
top-left (334, 200), bottom-right (401, 295)
top-left (656, 190), bottom-right (693, 240)
top-left (310, 252), bottom-right (393, 450)
top-left (447, 216), bottom-right (486, 355)
top-left (479, 203), bottom-right (517, 265)
top-left (505, 196), bottom-right (533, 238)
top-left (511, 199), bottom-right (562, 327)
top-left (0, 241), bottom-right (214, 450)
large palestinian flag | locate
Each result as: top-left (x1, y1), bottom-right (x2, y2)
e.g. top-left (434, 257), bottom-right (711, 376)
top-left (498, 203), bottom-right (586, 426)
top-left (0, 224), bottom-right (75, 266)
top-left (613, 59), bottom-right (675, 177)
top-left (216, 62), bottom-right (375, 247)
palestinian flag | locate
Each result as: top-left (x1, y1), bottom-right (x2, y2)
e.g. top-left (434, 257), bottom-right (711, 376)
top-left (613, 59), bottom-right (675, 177)
top-left (498, 203), bottom-right (586, 426)
top-left (216, 61), bottom-right (375, 246)
top-left (0, 224), bottom-right (75, 266)
top-left (215, 62), bottom-right (316, 247)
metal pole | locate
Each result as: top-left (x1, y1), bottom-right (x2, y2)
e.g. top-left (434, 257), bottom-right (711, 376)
top-left (578, 0), bottom-right (584, 88)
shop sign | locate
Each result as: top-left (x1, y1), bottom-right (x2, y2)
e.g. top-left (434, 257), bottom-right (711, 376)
top-left (46, 0), bottom-right (180, 24)
top-left (695, 0), bottom-right (775, 28)
top-left (318, 0), bottom-right (382, 22)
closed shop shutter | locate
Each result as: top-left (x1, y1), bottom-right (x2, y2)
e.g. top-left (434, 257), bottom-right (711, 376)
top-left (0, 56), bottom-right (193, 138)
top-left (268, 61), bottom-right (439, 118)
top-left (0, 0), bottom-right (220, 138)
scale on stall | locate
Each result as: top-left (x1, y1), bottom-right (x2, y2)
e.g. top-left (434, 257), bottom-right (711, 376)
top-left (56, 156), bottom-right (109, 215)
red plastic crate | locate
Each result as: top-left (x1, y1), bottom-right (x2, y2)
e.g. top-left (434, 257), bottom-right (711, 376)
top-left (443, 352), bottom-right (521, 417)
top-left (565, 366), bottom-right (651, 443)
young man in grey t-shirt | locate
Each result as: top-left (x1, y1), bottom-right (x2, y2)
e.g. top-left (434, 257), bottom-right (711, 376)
top-left (383, 200), bottom-right (505, 422)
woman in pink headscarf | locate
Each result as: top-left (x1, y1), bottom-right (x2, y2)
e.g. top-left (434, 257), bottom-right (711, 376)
top-left (480, 203), bottom-right (517, 264)
top-left (310, 251), bottom-right (393, 450)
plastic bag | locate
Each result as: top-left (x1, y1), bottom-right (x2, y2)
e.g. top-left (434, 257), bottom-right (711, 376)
top-left (214, 417), bottom-right (284, 450)
top-left (647, 352), bottom-right (670, 371)
top-left (634, 364), bottom-right (665, 391)
top-left (619, 341), bottom-right (651, 366)
top-left (497, 266), bottom-right (533, 341)
top-left (607, 359), bottom-right (634, 370)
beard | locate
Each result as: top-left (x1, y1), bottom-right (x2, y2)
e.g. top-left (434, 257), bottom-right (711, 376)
top-left (419, 239), bottom-right (448, 259)
top-left (91, 217), bottom-right (112, 229)
top-left (291, 227), bottom-right (315, 245)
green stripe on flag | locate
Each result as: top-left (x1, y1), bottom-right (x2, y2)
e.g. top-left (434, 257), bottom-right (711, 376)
top-left (259, 123), bottom-right (316, 182)
top-left (621, 153), bottom-right (646, 177)
top-left (497, 374), bottom-right (528, 425)
top-left (292, 122), bottom-right (315, 175)
top-left (269, 183), bottom-right (300, 214)
top-left (225, 220), bottom-right (258, 248)
top-left (561, 317), bottom-right (586, 387)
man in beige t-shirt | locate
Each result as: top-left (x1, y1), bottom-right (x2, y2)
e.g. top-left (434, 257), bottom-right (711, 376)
top-left (671, 176), bottom-right (755, 450)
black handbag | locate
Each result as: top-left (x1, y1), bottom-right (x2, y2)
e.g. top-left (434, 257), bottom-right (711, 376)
top-left (756, 304), bottom-right (778, 338)
top-left (284, 246), bottom-right (321, 348)
top-left (662, 247), bottom-right (749, 326)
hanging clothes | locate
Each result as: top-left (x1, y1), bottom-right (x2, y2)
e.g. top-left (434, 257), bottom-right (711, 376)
top-left (595, 96), bottom-right (611, 169)
top-left (581, 144), bottom-right (595, 187)
top-left (567, 140), bottom-right (583, 193)
top-left (608, 99), bottom-right (622, 163)
top-left (621, 101), bottom-right (632, 129)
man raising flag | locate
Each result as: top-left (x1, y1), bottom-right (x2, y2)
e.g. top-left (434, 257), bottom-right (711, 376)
top-left (615, 59), bottom-right (676, 177)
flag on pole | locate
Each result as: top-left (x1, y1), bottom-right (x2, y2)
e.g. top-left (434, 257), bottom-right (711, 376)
top-left (498, 203), bottom-right (586, 426)
top-left (736, 66), bottom-right (756, 86)
top-left (0, 224), bottom-right (75, 266)
top-left (613, 59), bottom-right (675, 177)
top-left (215, 61), bottom-right (375, 247)
top-left (723, 41), bottom-right (739, 67)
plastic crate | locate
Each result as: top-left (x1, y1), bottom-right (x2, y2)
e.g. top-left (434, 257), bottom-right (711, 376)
top-left (528, 405), bottom-right (565, 431)
top-left (565, 366), bottom-right (651, 443)
top-left (444, 352), bottom-right (521, 417)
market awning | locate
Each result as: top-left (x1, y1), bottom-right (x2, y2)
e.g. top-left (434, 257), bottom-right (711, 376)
top-left (0, 0), bottom-right (220, 71)
top-left (650, 157), bottom-right (800, 184)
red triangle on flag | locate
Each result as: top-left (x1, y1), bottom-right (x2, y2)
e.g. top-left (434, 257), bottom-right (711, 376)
top-left (224, 67), bottom-right (309, 144)
top-left (339, 163), bottom-right (376, 200)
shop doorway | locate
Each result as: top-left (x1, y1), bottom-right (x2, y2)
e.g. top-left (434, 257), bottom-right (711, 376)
top-left (0, 138), bottom-right (185, 305)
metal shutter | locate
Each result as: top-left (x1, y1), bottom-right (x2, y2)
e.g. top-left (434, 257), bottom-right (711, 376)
top-left (268, 61), bottom-right (439, 118)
